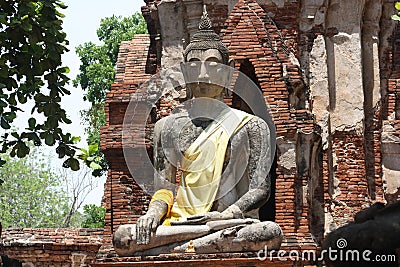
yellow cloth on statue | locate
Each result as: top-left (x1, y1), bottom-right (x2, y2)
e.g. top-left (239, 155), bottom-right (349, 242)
top-left (149, 189), bottom-right (174, 217)
top-left (162, 108), bottom-right (254, 226)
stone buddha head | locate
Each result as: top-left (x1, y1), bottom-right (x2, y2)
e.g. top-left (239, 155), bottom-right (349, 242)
top-left (181, 6), bottom-right (234, 100)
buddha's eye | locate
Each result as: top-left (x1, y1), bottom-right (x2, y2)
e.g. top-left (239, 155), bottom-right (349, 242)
top-left (208, 61), bottom-right (218, 67)
top-left (189, 62), bottom-right (199, 67)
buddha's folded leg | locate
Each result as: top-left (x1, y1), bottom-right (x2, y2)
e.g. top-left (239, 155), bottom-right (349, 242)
top-left (173, 221), bottom-right (283, 254)
top-left (113, 224), bottom-right (211, 256)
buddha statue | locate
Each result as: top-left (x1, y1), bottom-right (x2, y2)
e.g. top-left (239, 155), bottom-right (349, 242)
top-left (113, 6), bottom-right (282, 256)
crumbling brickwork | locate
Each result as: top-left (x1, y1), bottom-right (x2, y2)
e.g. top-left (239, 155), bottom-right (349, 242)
top-left (0, 228), bottom-right (103, 266)
top-left (100, 35), bottom-right (153, 239)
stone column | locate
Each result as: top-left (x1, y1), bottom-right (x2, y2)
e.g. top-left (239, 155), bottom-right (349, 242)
top-left (158, 0), bottom-right (186, 69)
top-left (362, 0), bottom-right (383, 200)
top-left (183, 0), bottom-right (203, 38)
top-left (325, 0), bottom-right (366, 133)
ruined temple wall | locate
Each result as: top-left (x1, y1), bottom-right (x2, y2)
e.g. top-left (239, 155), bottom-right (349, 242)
top-left (383, 2), bottom-right (400, 204)
top-left (100, 36), bottom-right (153, 239)
top-left (0, 228), bottom-right (103, 266)
top-left (302, 0), bottom-right (399, 233)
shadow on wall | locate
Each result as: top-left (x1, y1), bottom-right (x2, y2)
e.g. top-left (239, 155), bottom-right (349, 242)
top-left (0, 254), bottom-right (22, 267)
top-left (323, 201), bottom-right (400, 267)
top-left (259, 152), bottom-right (277, 222)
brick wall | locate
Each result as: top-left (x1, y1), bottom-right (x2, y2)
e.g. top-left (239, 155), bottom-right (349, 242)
top-left (0, 228), bottom-right (103, 266)
top-left (100, 35), bottom-right (153, 240)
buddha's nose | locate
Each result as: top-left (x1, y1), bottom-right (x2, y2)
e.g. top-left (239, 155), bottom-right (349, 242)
top-left (198, 62), bottom-right (209, 80)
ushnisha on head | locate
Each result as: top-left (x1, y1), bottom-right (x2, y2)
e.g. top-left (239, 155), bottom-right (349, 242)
top-left (183, 5), bottom-right (229, 65)
top-left (181, 5), bottom-right (234, 100)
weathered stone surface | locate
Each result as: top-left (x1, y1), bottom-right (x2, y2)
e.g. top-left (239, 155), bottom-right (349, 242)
top-left (309, 35), bottom-right (328, 121)
top-left (173, 221), bottom-right (283, 254)
top-left (277, 137), bottom-right (296, 170)
top-left (381, 121), bottom-right (400, 203)
top-left (113, 224), bottom-right (211, 256)
top-left (299, 0), bottom-right (326, 32)
top-left (158, 1), bottom-right (186, 68)
top-left (113, 219), bottom-right (283, 256)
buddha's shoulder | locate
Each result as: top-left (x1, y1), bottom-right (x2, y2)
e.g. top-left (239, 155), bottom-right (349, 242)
top-left (154, 112), bottom-right (190, 131)
top-left (229, 108), bottom-right (265, 124)
top-left (228, 108), bottom-right (270, 135)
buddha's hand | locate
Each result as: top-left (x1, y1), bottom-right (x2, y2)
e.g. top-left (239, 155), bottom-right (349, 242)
top-left (184, 211), bottom-right (223, 224)
top-left (136, 214), bottom-right (160, 245)
top-left (172, 204), bottom-right (244, 225)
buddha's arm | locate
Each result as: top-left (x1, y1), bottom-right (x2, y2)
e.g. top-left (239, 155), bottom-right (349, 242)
top-left (153, 117), bottom-right (177, 192)
top-left (228, 117), bottom-right (272, 215)
top-left (136, 118), bottom-right (177, 245)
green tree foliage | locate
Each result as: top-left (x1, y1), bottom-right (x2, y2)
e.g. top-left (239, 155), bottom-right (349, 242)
top-left (81, 204), bottom-right (106, 228)
top-left (393, 2), bottom-right (400, 20)
top-left (0, 0), bottom-right (80, 170)
top-left (0, 148), bottom-right (69, 228)
top-left (74, 13), bottom-right (147, 175)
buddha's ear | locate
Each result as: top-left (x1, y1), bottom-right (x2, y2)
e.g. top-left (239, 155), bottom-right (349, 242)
top-left (180, 62), bottom-right (193, 99)
top-left (225, 59), bottom-right (235, 97)
top-left (180, 61), bottom-right (188, 82)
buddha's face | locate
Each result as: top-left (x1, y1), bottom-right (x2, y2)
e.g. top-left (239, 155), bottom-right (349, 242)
top-left (185, 49), bottom-right (229, 99)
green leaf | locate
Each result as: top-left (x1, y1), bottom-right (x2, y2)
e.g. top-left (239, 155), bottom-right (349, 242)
top-left (28, 118), bottom-right (36, 129)
top-left (8, 94), bottom-right (17, 106)
top-left (1, 117), bottom-right (11, 129)
top-left (71, 136), bottom-right (81, 143)
top-left (3, 112), bottom-right (16, 121)
top-left (79, 147), bottom-right (88, 155)
top-left (45, 134), bottom-right (55, 146)
top-left (395, 2), bottom-right (400, 11)
top-left (0, 100), bottom-right (7, 108)
top-left (69, 158), bottom-right (80, 171)
top-left (27, 132), bottom-right (41, 146)
top-left (88, 143), bottom-right (98, 154)
top-left (392, 14), bottom-right (400, 21)
top-left (17, 93), bottom-right (27, 104)
top-left (59, 66), bottom-right (70, 73)
top-left (0, 67), bottom-right (8, 78)
top-left (16, 142), bottom-right (30, 158)
top-left (89, 162), bottom-right (102, 170)
top-left (21, 20), bottom-right (33, 32)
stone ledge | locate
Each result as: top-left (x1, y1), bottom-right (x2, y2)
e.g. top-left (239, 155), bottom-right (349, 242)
top-left (93, 257), bottom-right (312, 267)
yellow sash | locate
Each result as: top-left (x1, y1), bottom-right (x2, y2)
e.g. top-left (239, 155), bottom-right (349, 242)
top-left (158, 108), bottom-right (254, 225)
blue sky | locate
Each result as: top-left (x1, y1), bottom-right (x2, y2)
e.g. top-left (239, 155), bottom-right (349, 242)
top-left (61, 0), bottom-right (143, 141)
top-left (60, 0), bottom-right (144, 206)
